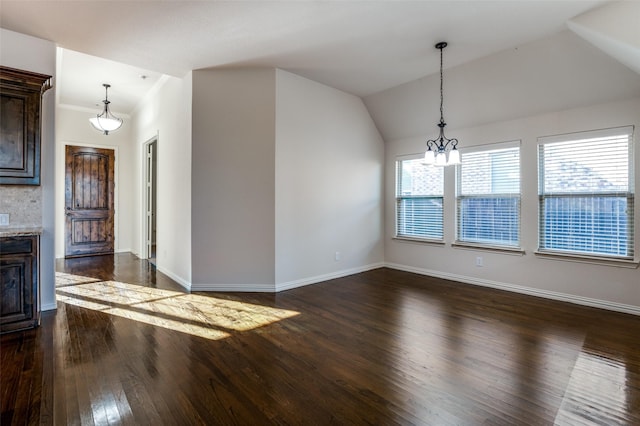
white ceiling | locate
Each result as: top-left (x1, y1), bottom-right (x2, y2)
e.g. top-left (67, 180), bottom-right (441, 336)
top-left (57, 49), bottom-right (164, 115)
top-left (0, 0), bottom-right (611, 114)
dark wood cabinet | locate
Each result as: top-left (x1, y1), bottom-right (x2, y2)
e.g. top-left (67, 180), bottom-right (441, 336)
top-left (0, 66), bottom-right (52, 185)
top-left (0, 235), bottom-right (39, 333)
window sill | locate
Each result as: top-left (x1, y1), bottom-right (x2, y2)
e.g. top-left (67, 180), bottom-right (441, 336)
top-left (392, 236), bottom-right (445, 246)
top-left (452, 242), bottom-right (525, 255)
top-left (534, 250), bottom-right (639, 269)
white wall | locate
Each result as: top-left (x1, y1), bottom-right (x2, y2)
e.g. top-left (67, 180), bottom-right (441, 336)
top-left (568, 1), bottom-right (640, 75)
top-left (275, 70), bottom-right (385, 289)
top-left (189, 68), bottom-right (385, 291)
top-left (385, 96), bottom-right (640, 313)
top-left (130, 74), bottom-right (193, 288)
top-left (55, 107), bottom-right (134, 257)
top-left (191, 69), bottom-right (276, 289)
top-left (0, 29), bottom-right (57, 310)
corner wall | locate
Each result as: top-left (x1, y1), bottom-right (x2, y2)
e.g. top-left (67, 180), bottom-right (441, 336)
top-left (189, 68), bottom-right (385, 291)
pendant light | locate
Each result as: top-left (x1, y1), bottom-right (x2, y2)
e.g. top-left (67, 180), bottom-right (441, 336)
top-left (423, 42), bottom-right (460, 166)
top-left (89, 83), bottom-right (123, 135)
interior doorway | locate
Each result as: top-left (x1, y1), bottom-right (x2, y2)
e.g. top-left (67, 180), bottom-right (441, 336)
top-left (143, 138), bottom-right (157, 264)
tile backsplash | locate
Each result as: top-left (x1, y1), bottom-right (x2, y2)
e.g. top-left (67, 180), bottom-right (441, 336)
top-left (0, 186), bottom-right (42, 227)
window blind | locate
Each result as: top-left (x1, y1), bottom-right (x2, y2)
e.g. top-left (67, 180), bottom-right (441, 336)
top-left (538, 126), bottom-right (634, 258)
top-left (456, 142), bottom-right (520, 247)
top-left (396, 157), bottom-right (444, 240)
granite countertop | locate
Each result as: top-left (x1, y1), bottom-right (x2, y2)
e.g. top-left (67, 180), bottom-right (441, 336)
top-left (0, 226), bottom-right (43, 238)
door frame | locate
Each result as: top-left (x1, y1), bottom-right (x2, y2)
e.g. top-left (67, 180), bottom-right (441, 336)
top-left (56, 142), bottom-right (119, 258)
top-left (141, 136), bottom-right (158, 260)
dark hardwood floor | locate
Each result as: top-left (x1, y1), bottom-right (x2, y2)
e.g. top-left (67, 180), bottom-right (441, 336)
top-left (2, 253), bottom-right (640, 425)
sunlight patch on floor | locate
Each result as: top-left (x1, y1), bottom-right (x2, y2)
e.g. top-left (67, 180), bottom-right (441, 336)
top-left (55, 272), bottom-right (102, 287)
top-left (554, 350), bottom-right (629, 425)
top-left (55, 273), bottom-right (299, 341)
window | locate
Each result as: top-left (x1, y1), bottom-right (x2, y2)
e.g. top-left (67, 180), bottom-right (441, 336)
top-left (456, 142), bottom-right (521, 247)
top-left (538, 126), bottom-right (634, 259)
top-left (396, 156), bottom-right (444, 240)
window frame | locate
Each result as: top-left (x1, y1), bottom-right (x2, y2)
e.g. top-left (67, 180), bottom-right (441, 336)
top-left (395, 154), bottom-right (445, 243)
top-left (536, 126), bottom-right (635, 262)
top-left (455, 141), bottom-right (522, 250)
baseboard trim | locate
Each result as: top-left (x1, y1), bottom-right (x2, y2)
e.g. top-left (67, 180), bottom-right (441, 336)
top-left (155, 265), bottom-right (192, 292)
top-left (191, 283), bottom-right (275, 292)
top-left (41, 302), bottom-right (57, 311)
top-left (276, 262), bottom-right (386, 292)
top-left (385, 262), bottom-right (640, 316)
top-left (191, 262), bottom-right (386, 293)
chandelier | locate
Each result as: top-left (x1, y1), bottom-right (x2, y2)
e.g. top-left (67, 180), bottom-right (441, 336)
top-left (89, 84), bottom-right (123, 135)
top-left (423, 42), bottom-right (460, 166)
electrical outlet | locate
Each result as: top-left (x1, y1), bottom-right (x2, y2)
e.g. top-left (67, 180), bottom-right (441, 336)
top-left (335, 251), bottom-right (341, 261)
top-left (475, 256), bottom-right (483, 267)
top-left (0, 213), bottom-right (9, 226)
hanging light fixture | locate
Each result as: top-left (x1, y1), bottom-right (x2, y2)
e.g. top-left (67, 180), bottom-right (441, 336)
top-left (423, 42), bottom-right (460, 166)
top-left (89, 83), bottom-right (123, 135)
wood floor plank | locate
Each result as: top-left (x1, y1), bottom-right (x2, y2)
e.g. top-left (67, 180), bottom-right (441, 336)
top-left (2, 253), bottom-right (640, 424)
top-left (1, 333), bottom-right (26, 425)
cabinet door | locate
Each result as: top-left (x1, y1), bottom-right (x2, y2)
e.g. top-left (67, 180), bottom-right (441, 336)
top-left (0, 237), bottom-right (38, 333)
top-left (0, 66), bottom-right (52, 185)
top-left (0, 256), bottom-right (34, 326)
top-left (0, 89), bottom-right (39, 183)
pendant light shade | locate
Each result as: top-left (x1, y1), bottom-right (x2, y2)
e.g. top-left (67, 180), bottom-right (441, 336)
top-left (423, 149), bottom-right (435, 164)
top-left (447, 147), bottom-right (461, 165)
top-left (89, 84), bottom-right (122, 135)
top-left (422, 42), bottom-right (461, 167)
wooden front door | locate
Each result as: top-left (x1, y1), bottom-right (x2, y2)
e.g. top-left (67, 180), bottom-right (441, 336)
top-left (65, 146), bottom-right (115, 258)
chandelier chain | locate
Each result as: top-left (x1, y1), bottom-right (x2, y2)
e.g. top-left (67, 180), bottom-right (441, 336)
top-left (439, 45), bottom-right (444, 124)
